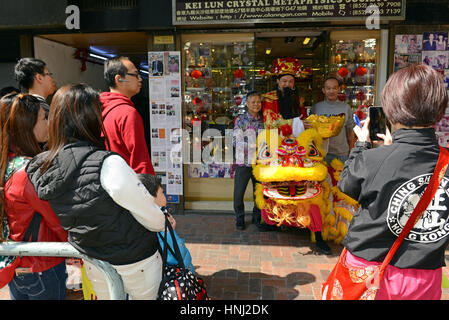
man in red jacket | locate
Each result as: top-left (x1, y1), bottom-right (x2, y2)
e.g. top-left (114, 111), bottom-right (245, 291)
top-left (101, 57), bottom-right (155, 175)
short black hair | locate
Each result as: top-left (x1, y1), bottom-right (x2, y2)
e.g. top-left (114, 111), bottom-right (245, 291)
top-left (246, 91), bottom-right (261, 100)
top-left (137, 173), bottom-right (162, 197)
top-left (104, 57), bottom-right (129, 88)
top-left (0, 86), bottom-right (19, 98)
top-left (14, 58), bottom-right (47, 91)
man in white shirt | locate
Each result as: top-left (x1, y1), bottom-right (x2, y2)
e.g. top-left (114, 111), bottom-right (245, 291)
top-left (14, 58), bottom-right (57, 119)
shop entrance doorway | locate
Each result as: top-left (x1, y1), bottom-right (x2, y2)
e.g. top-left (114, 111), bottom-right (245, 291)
top-left (254, 31), bottom-right (328, 112)
top-left (182, 30), bottom-right (381, 213)
top-left (182, 31), bottom-right (329, 212)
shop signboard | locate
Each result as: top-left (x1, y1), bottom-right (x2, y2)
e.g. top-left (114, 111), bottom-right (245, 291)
top-left (173, 0), bottom-right (405, 25)
top-left (154, 35), bottom-right (175, 45)
top-left (0, 0), bottom-right (68, 29)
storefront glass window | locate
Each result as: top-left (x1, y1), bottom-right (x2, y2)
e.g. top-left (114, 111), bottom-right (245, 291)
top-left (182, 32), bottom-right (379, 180)
top-left (183, 34), bottom-right (255, 179)
top-left (329, 38), bottom-right (377, 111)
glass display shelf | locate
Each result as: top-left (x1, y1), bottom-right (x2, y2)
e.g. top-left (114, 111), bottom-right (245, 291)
top-left (329, 38), bottom-right (378, 110)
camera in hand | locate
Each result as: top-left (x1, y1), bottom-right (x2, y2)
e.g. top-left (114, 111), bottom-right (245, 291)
top-left (369, 106), bottom-right (387, 141)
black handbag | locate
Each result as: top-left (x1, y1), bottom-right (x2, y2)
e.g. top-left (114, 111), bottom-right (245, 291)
top-left (157, 211), bottom-right (208, 300)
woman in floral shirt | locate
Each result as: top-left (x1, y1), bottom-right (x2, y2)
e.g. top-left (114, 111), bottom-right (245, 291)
top-left (232, 91), bottom-right (266, 230)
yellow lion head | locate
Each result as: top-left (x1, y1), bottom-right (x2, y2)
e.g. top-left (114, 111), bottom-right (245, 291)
top-left (253, 128), bottom-right (331, 228)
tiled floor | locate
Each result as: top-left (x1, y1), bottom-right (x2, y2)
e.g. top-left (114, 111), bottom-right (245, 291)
top-left (1, 212), bottom-right (449, 300)
top-left (176, 213), bottom-right (341, 300)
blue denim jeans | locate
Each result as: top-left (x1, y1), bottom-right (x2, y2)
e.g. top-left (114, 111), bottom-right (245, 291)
top-left (8, 261), bottom-right (67, 300)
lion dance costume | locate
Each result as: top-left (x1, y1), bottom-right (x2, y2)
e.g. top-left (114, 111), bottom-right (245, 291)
top-left (254, 57), bottom-right (357, 253)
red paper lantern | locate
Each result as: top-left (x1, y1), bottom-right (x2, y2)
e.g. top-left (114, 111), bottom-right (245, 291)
top-left (337, 67), bottom-right (349, 78)
top-left (355, 109), bottom-right (365, 120)
top-left (356, 66), bottom-right (367, 77)
top-left (355, 91), bottom-right (366, 101)
top-left (191, 69), bottom-right (202, 79)
top-left (234, 96), bottom-right (242, 105)
top-left (356, 105), bottom-right (367, 120)
top-left (193, 97), bottom-right (203, 105)
top-left (233, 69), bottom-right (245, 79)
top-left (337, 92), bottom-right (347, 102)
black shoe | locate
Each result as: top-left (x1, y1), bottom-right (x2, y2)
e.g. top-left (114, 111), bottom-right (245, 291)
top-left (252, 212), bottom-right (261, 225)
top-left (257, 223), bottom-right (278, 232)
top-left (315, 240), bottom-right (332, 255)
top-left (236, 216), bottom-right (245, 230)
top-left (314, 231), bottom-right (332, 255)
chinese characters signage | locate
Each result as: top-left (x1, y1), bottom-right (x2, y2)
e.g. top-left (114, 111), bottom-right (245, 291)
top-left (173, 0), bottom-right (405, 24)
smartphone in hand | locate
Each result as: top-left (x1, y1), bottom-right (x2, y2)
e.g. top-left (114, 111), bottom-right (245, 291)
top-left (369, 106), bottom-right (387, 141)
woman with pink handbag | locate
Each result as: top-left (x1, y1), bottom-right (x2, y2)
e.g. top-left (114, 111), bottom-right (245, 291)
top-left (323, 64), bottom-right (449, 300)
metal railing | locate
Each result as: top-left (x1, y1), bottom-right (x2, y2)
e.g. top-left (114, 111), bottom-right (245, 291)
top-left (0, 242), bottom-right (125, 300)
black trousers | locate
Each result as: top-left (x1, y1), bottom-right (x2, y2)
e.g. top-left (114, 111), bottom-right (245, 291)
top-left (233, 165), bottom-right (261, 219)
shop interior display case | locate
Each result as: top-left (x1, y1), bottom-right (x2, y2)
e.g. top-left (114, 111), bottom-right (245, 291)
top-left (182, 33), bottom-right (256, 209)
top-left (184, 42), bottom-right (255, 132)
top-left (328, 31), bottom-right (380, 117)
top-left (180, 31), bottom-right (381, 210)
top-left (183, 35), bottom-right (255, 177)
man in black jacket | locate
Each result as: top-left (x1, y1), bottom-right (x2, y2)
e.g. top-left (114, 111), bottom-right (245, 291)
top-left (151, 54), bottom-right (164, 76)
top-left (337, 64), bottom-right (449, 300)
